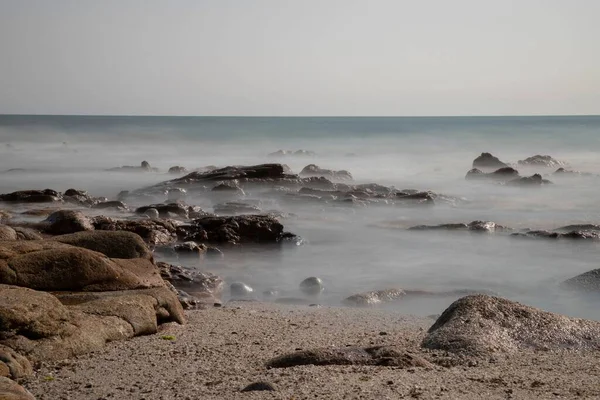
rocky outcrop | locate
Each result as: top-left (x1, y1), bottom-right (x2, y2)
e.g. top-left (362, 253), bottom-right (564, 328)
top-left (0, 189), bottom-right (61, 204)
top-left (472, 153), bottom-right (508, 170)
top-left (465, 167), bottom-right (519, 181)
top-left (422, 295), bottom-right (600, 354)
top-left (518, 155), bottom-right (567, 169)
top-left (511, 230), bottom-right (600, 240)
top-left (266, 346), bottom-right (432, 368)
top-left (92, 216), bottom-right (178, 246)
top-left (52, 231), bottom-right (153, 259)
top-left (299, 164), bottom-right (353, 181)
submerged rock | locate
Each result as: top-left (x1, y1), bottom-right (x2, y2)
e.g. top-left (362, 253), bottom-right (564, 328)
top-left (168, 166), bottom-right (188, 175)
top-left (465, 167), bottom-right (519, 181)
top-left (300, 164), bottom-right (353, 181)
top-left (344, 289), bottom-right (406, 306)
top-left (507, 173), bottom-right (552, 186)
top-left (422, 295), bottom-right (600, 354)
top-left (518, 155), bottom-right (567, 169)
top-left (107, 160), bottom-right (157, 172)
top-left (266, 346), bottom-right (432, 368)
top-left (472, 152), bottom-right (508, 170)
top-left (511, 230), bottom-right (600, 240)
top-left (409, 221), bottom-right (508, 232)
top-left (230, 282), bottom-right (254, 299)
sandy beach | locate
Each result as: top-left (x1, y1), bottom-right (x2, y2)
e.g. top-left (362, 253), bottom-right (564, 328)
top-left (22, 301), bottom-right (600, 400)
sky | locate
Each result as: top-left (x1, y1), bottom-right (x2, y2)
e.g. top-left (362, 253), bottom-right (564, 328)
top-left (0, 0), bottom-right (598, 116)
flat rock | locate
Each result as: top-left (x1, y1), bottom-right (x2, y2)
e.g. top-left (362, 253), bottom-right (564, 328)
top-left (0, 189), bottom-right (62, 204)
top-left (52, 230), bottom-right (152, 259)
top-left (299, 164), bottom-right (353, 181)
top-left (422, 295), bottom-right (600, 354)
top-left (266, 346), bottom-right (432, 368)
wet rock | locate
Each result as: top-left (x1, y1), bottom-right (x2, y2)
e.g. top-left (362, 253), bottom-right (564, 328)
top-left (300, 164), bottom-right (353, 181)
top-left (472, 153), bottom-right (508, 170)
top-left (166, 188), bottom-right (187, 202)
top-left (108, 160), bottom-right (157, 172)
top-left (0, 244), bottom-right (164, 291)
top-left (241, 381), bottom-right (277, 392)
top-left (43, 210), bottom-right (94, 235)
top-left (183, 215), bottom-right (294, 244)
top-left (466, 167), bottom-right (520, 181)
top-left (266, 346), bottom-right (432, 368)
top-left (0, 376), bottom-right (35, 400)
top-left (173, 241), bottom-right (206, 254)
top-left (467, 221), bottom-right (508, 232)
top-left (409, 223), bottom-right (469, 231)
top-left (93, 200), bottom-right (129, 211)
top-left (0, 345), bottom-right (32, 379)
top-left (507, 173), bottom-right (551, 186)
top-left (136, 203), bottom-right (189, 219)
top-left (92, 216), bottom-right (178, 246)
top-left (511, 230), bottom-right (600, 240)
top-left (168, 166), bottom-right (188, 175)
top-left (0, 189), bottom-right (62, 203)
top-left (299, 277), bottom-right (324, 296)
top-left (230, 282), bottom-right (254, 298)
top-left (211, 181), bottom-right (245, 194)
top-left (52, 230), bottom-right (153, 259)
top-left (0, 226), bottom-right (18, 241)
top-left (395, 191), bottom-right (435, 205)
top-left (63, 188), bottom-right (104, 206)
top-left (562, 269), bottom-right (600, 292)
top-left (213, 202), bottom-right (261, 215)
top-left (143, 208), bottom-right (160, 219)
top-left (556, 224), bottom-right (600, 232)
top-left (518, 155), bottom-right (567, 168)
top-left (422, 295), bottom-right (600, 354)
top-left (344, 289), bottom-right (406, 306)
top-left (157, 262), bottom-right (224, 305)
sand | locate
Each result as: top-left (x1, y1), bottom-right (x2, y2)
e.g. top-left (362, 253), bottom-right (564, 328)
top-left (23, 301), bottom-right (600, 400)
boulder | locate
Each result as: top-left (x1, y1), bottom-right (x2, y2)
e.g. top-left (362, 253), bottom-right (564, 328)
top-left (518, 155), bottom-right (566, 168)
top-left (0, 376), bottom-right (35, 400)
top-left (168, 166), bottom-right (188, 175)
top-left (92, 216), bottom-right (178, 246)
top-left (299, 164), bottom-right (353, 181)
top-left (52, 231), bottom-right (152, 259)
top-left (0, 189), bottom-right (61, 204)
top-left (266, 346), bottom-right (432, 368)
top-left (183, 215), bottom-right (293, 244)
top-left (43, 210), bottom-right (94, 235)
top-left (0, 345), bottom-right (32, 379)
top-left (0, 244), bottom-right (164, 291)
top-left (0, 226), bottom-right (17, 241)
top-left (472, 153), bottom-right (508, 170)
top-left (422, 295), bottom-right (600, 354)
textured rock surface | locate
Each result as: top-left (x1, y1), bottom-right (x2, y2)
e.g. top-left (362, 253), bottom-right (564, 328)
top-left (472, 153), bottom-right (508, 170)
top-left (344, 289), bottom-right (407, 306)
top-left (43, 210), bottom-right (94, 235)
top-left (0, 345), bottom-right (32, 379)
top-left (562, 269), bottom-right (600, 292)
top-left (422, 295), bottom-right (600, 354)
top-left (0, 376), bottom-right (35, 400)
top-left (92, 216), bottom-right (178, 246)
top-left (52, 231), bottom-right (153, 259)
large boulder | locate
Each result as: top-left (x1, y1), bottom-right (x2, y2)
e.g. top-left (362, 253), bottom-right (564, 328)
top-left (43, 210), bottom-right (94, 235)
top-left (52, 231), bottom-right (152, 259)
top-left (422, 295), bottom-right (600, 354)
top-left (0, 189), bottom-right (61, 204)
top-left (0, 376), bottom-right (35, 400)
top-left (181, 215), bottom-right (293, 244)
top-left (518, 155), bottom-right (566, 168)
top-left (0, 243), bottom-right (164, 291)
top-left (472, 153), bottom-right (508, 170)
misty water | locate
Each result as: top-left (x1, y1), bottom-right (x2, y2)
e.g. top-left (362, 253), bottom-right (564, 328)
top-left (1, 115), bottom-right (600, 319)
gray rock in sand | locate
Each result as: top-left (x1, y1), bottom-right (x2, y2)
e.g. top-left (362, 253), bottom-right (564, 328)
top-left (422, 295), bottom-right (600, 355)
top-left (299, 277), bottom-right (324, 296)
top-left (230, 282), bottom-right (254, 298)
top-left (241, 382), bottom-right (277, 392)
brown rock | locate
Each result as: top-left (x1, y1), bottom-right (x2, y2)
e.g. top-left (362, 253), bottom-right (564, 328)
top-left (92, 216), bottom-right (177, 246)
top-left (0, 345), bottom-right (32, 380)
top-left (43, 210), bottom-right (94, 235)
top-left (52, 231), bottom-right (152, 260)
top-left (0, 376), bottom-right (35, 400)
top-left (0, 227), bottom-right (17, 241)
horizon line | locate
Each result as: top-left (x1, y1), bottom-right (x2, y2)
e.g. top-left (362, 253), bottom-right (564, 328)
top-left (0, 113), bottom-right (599, 118)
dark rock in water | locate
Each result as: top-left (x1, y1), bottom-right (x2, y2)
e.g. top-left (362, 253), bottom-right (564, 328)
top-left (136, 203), bottom-right (189, 219)
top-left (266, 346), bottom-right (432, 368)
top-left (143, 208), bottom-right (160, 219)
top-left (107, 160), bottom-right (158, 172)
top-left (466, 167), bottom-right (519, 181)
top-left (518, 155), bottom-right (567, 168)
top-left (93, 200), bottom-right (129, 211)
top-left (173, 241), bottom-right (206, 254)
top-left (299, 277), bottom-right (324, 296)
top-left (92, 216), bottom-right (178, 245)
top-left (166, 188), bottom-right (187, 202)
top-left (43, 210), bottom-right (94, 235)
top-left (0, 189), bottom-right (61, 203)
top-left (230, 282), bottom-right (254, 298)
top-left (409, 223), bottom-right (469, 231)
top-left (467, 220), bottom-right (508, 232)
top-left (465, 168), bottom-right (485, 180)
top-left (562, 269), bottom-right (600, 292)
top-left (511, 230), bottom-right (600, 240)
top-left (241, 382), bottom-right (277, 392)
top-left (422, 295), bottom-right (600, 354)
top-left (472, 152), bottom-right (508, 170)
top-left (168, 166), bottom-right (188, 175)
top-left (553, 167), bottom-right (595, 177)
top-left (62, 188), bottom-right (107, 206)
top-left (211, 181), bottom-right (245, 196)
top-left (395, 191), bottom-right (435, 205)
top-left (507, 173), bottom-right (551, 186)
top-left (344, 289), bottom-right (406, 306)
top-left (183, 215), bottom-right (294, 244)
top-left (556, 224), bottom-right (600, 232)
top-left (52, 230), bottom-right (153, 259)
top-left (300, 164), bottom-right (353, 181)
top-left (173, 164), bottom-right (289, 183)
top-left (158, 262), bottom-right (224, 299)
top-left (0, 376), bottom-right (35, 400)
top-left (213, 202), bottom-right (261, 215)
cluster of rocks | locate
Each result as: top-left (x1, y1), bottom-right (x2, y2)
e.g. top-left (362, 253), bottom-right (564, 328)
top-left (107, 160), bottom-right (159, 173)
top-left (0, 188), bottom-right (127, 209)
top-left (268, 149), bottom-right (316, 157)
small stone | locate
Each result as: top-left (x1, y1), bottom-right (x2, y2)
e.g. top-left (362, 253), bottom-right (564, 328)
top-left (379, 331), bottom-right (388, 336)
top-left (299, 276), bottom-right (324, 296)
top-left (240, 381), bottom-right (277, 392)
top-left (230, 282), bottom-right (254, 298)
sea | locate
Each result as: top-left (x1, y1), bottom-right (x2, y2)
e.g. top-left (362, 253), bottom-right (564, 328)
top-left (1, 115), bottom-right (600, 319)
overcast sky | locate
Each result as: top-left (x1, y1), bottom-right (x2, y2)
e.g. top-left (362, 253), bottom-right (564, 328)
top-left (0, 0), bottom-right (598, 116)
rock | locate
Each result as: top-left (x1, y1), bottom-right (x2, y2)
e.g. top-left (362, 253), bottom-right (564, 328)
top-left (157, 262), bottom-right (224, 299)
top-left (143, 208), bottom-right (160, 219)
top-left (183, 215), bottom-right (293, 244)
top-left (300, 164), bottom-right (353, 181)
top-left (108, 161), bottom-right (156, 172)
top-left (213, 202), bottom-right (261, 215)
top-left (168, 166), bottom-right (188, 174)
top-left (92, 201), bottom-right (129, 211)
top-left (511, 230), bottom-right (600, 240)
top-left (343, 289), bottom-right (406, 306)
top-left (211, 181), bottom-right (244, 194)
top-left (422, 295), bottom-right (600, 354)
top-left (409, 223), bottom-right (469, 231)
top-left (0, 376), bottom-right (35, 400)
top-left (472, 153), bottom-right (508, 170)
top-left (230, 282), bottom-right (253, 298)
top-left (395, 191), bottom-right (435, 205)
top-left (299, 277), bottom-right (324, 296)
top-left (0, 226), bottom-right (17, 241)
top-left (241, 382), bottom-right (277, 392)
top-left (0, 189), bottom-right (61, 204)
top-left (0, 244), bottom-right (164, 291)
top-left (467, 220), bottom-right (508, 232)
top-left (166, 188), bottom-right (187, 202)
top-left (518, 155), bottom-right (566, 168)
top-left (562, 269), bottom-right (600, 292)
top-left (173, 241), bottom-right (206, 254)
top-left (52, 230), bottom-right (153, 259)
top-left (43, 210), bottom-right (94, 235)
top-left (507, 173), bottom-right (551, 186)
top-left (0, 211), bottom-right (10, 224)
top-left (63, 188), bottom-right (99, 206)
top-left (466, 167), bottom-right (520, 182)
top-left (556, 224), bottom-right (600, 232)
top-left (268, 150), bottom-right (316, 157)
top-left (0, 345), bottom-right (32, 379)
top-left (136, 203), bottom-right (189, 219)
top-left (10, 227), bottom-right (42, 241)
top-left (465, 168), bottom-right (485, 180)
top-left (92, 216), bottom-right (178, 246)
top-left (266, 346), bottom-right (432, 368)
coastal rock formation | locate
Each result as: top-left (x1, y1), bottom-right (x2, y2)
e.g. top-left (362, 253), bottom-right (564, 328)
top-left (51, 230), bottom-right (153, 259)
top-left (168, 166), bottom-right (188, 174)
top-left (299, 164), bottom-right (353, 181)
top-left (92, 216), bottom-right (178, 246)
top-left (472, 152), bottom-right (508, 170)
top-left (0, 189), bottom-right (61, 204)
top-left (511, 230), bottom-right (600, 240)
top-left (409, 221), bottom-right (508, 232)
top-left (266, 346), bottom-right (432, 368)
top-left (518, 155), bottom-right (567, 168)
top-left (0, 376), bottom-right (35, 400)
top-left (42, 210), bottom-right (95, 235)
top-left (465, 167), bottom-right (519, 181)
top-left (422, 295), bottom-right (600, 354)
